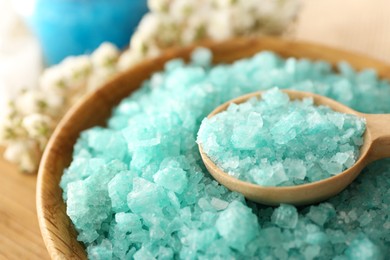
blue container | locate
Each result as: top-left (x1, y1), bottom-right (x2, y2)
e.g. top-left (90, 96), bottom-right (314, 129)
top-left (24, 0), bottom-right (148, 65)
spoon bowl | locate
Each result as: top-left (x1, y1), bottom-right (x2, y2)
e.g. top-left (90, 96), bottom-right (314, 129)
top-left (199, 89), bottom-right (390, 206)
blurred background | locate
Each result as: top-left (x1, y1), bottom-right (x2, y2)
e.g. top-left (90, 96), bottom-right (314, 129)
top-left (0, 0), bottom-right (148, 108)
top-left (1, 0), bottom-right (390, 173)
top-left (296, 0), bottom-right (390, 62)
top-left (1, 0), bottom-right (389, 108)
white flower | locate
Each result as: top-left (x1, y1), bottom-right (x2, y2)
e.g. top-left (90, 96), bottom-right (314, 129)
top-left (22, 113), bottom-right (53, 139)
top-left (275, 0), bottom-right (301, 25)
top-left (117, 50), bottom-right (144, 71)
top-left (181, 15), bottom-right (207, 44)
top-left (0, 101), bottom-right (15, 120)
top-left (159, 21), bottom-right (180, 46)
top-left (3, 140), bottom-right (40, 173)
top-left (91, 42), bottom-right (120, 68)
top-left (0, 103), bottom-right (28, 144)
top-left (136, 13), bottom-right (161, 40)
top-left (4, 141), bottom-right (26, 163)
top-left (147, 44), bottom-right (161, 58)
top-left (14, 89), bottom-right (46, 116)
top-left (148, 0), bottom-right (171, 12)
top-left (40, 55), bottom-right (91, 93)
top-left (61, 55), bottom-right (92, 86)
top-left (44, 91), bottom-right (65, 116)
top-left (130, 33), bottom-right (149, 54)
top-left (86, 68), bottom-right (116, 92)
top-left (181, 27), bottom-right (197, 44)
top-left (40, 66), bottom-right (68, 92)
top-left (169, 0), bottom-right (196, 22)
top-left (0, 118), bottom-right (17, 144)
top-left (207, 10), bottom-right (233, 40)
top-left (231, 4), bottom-right (256, 33)
top-left (213, 0), bottom-right (234, 9)
top-left (253, 0), bottom-right (301, 34)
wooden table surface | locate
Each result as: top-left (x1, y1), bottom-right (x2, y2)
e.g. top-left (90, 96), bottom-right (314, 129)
top-left (0, 148), bottom-right (49, 259)
top-left (1, 0), bottom-right (389, 259)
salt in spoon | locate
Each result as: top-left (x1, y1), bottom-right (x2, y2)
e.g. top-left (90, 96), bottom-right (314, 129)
top-left (199, 89), bottom-right (390, 206)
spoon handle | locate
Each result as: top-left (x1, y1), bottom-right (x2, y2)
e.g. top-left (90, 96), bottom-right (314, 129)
top-left (364, 114), bottom-right (390, 161)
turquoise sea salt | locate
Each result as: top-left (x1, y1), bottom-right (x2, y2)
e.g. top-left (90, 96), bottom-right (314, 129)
top-left (61, 48), bottom-right (390, 259)
top-left (197, 88), bottom-right (366, 186)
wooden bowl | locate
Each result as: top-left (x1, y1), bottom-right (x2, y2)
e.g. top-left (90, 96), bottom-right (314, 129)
top-left (36, 37), bottom-right (390, 259)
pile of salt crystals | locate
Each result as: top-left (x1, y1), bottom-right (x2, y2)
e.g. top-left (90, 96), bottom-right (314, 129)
top-left (197, 87), bottom-right (366, 186)
top-left (61, 48), bottom-right (389, 259)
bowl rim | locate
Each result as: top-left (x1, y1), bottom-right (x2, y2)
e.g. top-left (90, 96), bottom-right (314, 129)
top-left (36, 36), bottom-right (390, 259)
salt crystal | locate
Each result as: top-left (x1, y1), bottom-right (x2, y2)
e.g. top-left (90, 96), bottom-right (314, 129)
top-left (307, 203), bottom-right (336, 227)
top-left (157, 247), bottom-right (174, 259)
top-left (259, 227), bottom-right (283, 246)
top-left (153, 166), bottom-right (188, 194)
top-left (231, 125), bottom-right (257, 149)
top-left (383, 221), bottom-right (390, 229)
top-left (164, 58), bottom-right (185, 72)
top-left (284, 159), bottom-right (306, 181)
top-left (197, 88), bottom-right (365, 186)
top-left (262, 87), bottom-right (290, 107)
top-left (133, 247), bottom-right (155, 260)
top-left (211, 197), bottom-right (229, 211)
top-left (345, 235), bottom-right (382, 259)
top-left (271, 204), bottom-right (298, 229)
top-left (247, 111), bottom-right (264, 128)
top-left (127, 178), bottom-right (169, 214)
top-left (87, 239), bottom-right (113, 259)
top-left (191, 47), bottom-right (212, 67)
top-left (358, 210), bottom-right (377, 227)
top-left (108, 171), bottom-right (135, 212)
top-left (325, 229), bottom-right (346, 244)
top-left (347, 209), bottom-right (358, 221)
top-left (216, 201), bottom-right (260, 251)
top-left (303, 245), bottom-right (321, 260)
top-left (60, 49), bottom-right (389, 259)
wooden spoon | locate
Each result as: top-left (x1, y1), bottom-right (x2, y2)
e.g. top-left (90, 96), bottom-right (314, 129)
top-left (199, 89), bottom-right (390, 206)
